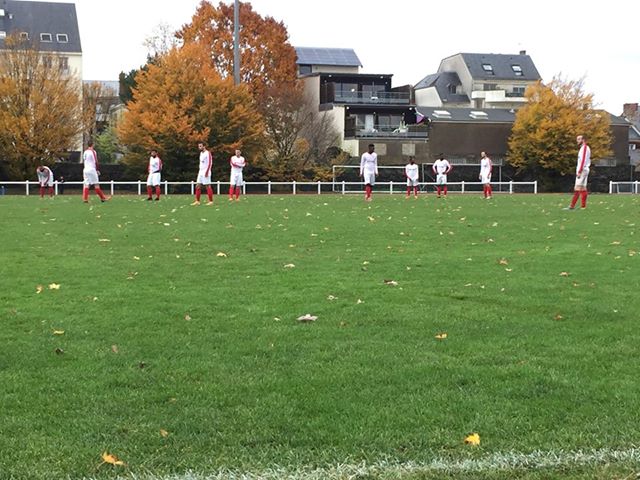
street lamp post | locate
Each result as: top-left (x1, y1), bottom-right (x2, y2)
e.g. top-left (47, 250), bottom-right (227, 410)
top-left (233, 0), bottom-right (240, 85)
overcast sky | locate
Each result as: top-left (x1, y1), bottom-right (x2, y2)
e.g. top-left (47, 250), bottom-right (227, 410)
top-left (68, 0), bottom-right (639, 114)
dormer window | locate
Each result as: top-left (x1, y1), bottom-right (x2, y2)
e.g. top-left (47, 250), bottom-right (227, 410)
top-left (40, 33), bottom-right (52, 42)
top-left (0, 31), bottom-right (6, 39)
top-left (56, 34), bottom-right (68, 43)
top-left (511, 65), bottom-right (523, 76)
top-left (482, 63), bottom-right (494, 75)
top-left (20, 32), bottom-right (29, 40)
top-left (447, 84), bottom-right (457, 94)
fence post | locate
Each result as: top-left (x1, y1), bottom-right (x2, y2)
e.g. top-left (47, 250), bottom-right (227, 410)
top-left (534, 181), bottom-right (538, 195)
top-left (509, 181), bottom-right (513, 194)
top-left (243, 182), bottom-right (246, 196)
top-left (164, 181), bottom-right (168, 196)
top-left (137, 180), bottom-right (141, 196)
top-left (342, 181), bottom-right (345, 195)
top-left (292, 180), bottom-right (296, 195)
top-left (461, 181), bottom-right (465, 194)
top-left (216, 181), bottom-right (220, 196)
top-left (390, 181), bottom-right (393, 194)
top-left (110, 180), bottom-right (114, 196)
top-left (609, 181), bottom-right (613, 194)
top-left (268, 181), bottom-right (271, 195)
top-left (190, 181), bottom-right (194, 195)
top-left (317, 181), bottom-right (321, 195)
top-left (635, 181), bottom-right (638, 195)
top-left (26, 181), bottom-right (29, 196)
top-left (54, 181), bottom-right (58, 196)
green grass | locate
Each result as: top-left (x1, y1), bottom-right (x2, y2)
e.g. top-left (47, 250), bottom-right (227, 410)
top-left (0, 193), bottom-right (639, 479)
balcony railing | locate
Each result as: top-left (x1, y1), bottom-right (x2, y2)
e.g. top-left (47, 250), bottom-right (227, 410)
top-left (347, 124), bottom-right (427, 138)
top-left (334, 91), bottom-right (411, 105)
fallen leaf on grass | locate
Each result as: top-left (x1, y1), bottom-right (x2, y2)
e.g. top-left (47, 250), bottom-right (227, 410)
top-left (48, 283), bottom-right (61, 290)
top-left (216, 252), bottom-right (227, 258)
top-left (383, 280), bottom-right (398, 286)
top-left (464, 433), bottom-right (481, 446)
top-left (98, 238), bottom-right (111, 242)
top-left (498, 258), bottom-right (509, 265)
top-left (610, 241), bottom-right (621, 245)
top-left (53, 330), bottom-right (65, 335)
top-left (111, 344), bottom-right (119, 353)
top-left (54, 348), bottom-right (64, 355)
top-left (505, 268), bottom-right (513, 272)
top-left (559, 272), bottom-right (570, 277)
top-left (160, 429), bottom-right (169, 438)
top-left (283, 263), bottom-right (296, 268)
top-left (554, 314), bottom-right (564, 321)
top-left (435, 333), bottom-right (448, 339)
top-left (184, 314), bottom-right (192, 321)
top-left (133, 256), bottom-right (140, 260)
top-left (327, 295), bottom-right (338, 301)
top-left (101, 452), bottom-right (125, 466)
top-left (297, 314), bottom-right (317, 322)
top-left (36, 285), bottom-right (43, 294)
top-left (357, 299), bottom-right (364, 304)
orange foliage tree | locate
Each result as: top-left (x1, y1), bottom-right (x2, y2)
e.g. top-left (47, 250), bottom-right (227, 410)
top-left (508, 77), bottom-right (612, 176)
top-left (177, 1), bottom-right (298, 100)
top-left (118, 43), bottom-right (263, 181)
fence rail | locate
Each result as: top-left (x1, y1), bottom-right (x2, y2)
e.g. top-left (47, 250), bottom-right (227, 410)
top-left (609, 181), bottom-right (640, 194)
top-left (0, 180), bottom-right (539, 196)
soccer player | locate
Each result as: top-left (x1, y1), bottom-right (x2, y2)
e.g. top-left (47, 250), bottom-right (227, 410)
top-left (146, 149), bottom-right (163, 201)
top-left (405, 156), bottom-right (419, 198)
top-left (432, 153), bottom-right (452, 198)
top-left (229, 149), bottom-right (245, 201)
top-left (479, 151), bottom-right (492, 199)
top-left (360, 143), bottom-right (378, 202)
top-left (82, 141), bottom-right (108, 203)
top-left (36, 165), bottom-right (54, 198)
top-left (567, 134), bottom-right (591, 209)
top-left (192, 141), bottom-right (214, 206)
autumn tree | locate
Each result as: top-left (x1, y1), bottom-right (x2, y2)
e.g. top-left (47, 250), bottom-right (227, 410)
top-left (0, 35), bottom-right (82, 179)
top-left (82, 81), bottom-right (105, 144)
top-left (117, 42), bottom-right (263, 181)
top-left (177, 1), bottom-right (298, 100)
top-left (508, 77), bottom-right (612, 176)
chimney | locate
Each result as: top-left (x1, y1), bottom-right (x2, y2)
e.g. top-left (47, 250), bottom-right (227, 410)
top-left (519, 50), bottom-right (526, 55)
top-left (623, 103), bottom-right (638, 118)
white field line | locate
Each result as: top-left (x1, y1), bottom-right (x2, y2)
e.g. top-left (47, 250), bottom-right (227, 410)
top-left (87, 447), bottom-right (640, 480)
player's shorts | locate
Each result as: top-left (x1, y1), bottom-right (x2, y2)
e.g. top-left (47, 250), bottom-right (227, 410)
top-left (363, 171), bottom-right (376, 185)
top-left (436, 174), bottom-right (447, 185)
top-left (230, 171), bottom-right (243, 187)
top-left (406, 178), bottom-right (419, 187)
top-left (83, 169), bottom-right (99, 186)
top-left (147, 172), bottom-right (161, 187)
top-left (480, 173), bottom-right (491, 184)
top-left (575, 169), bottom-right (589, 188)
top-left (196, 171), bottom-right (212, 185)
top-left (39, 179), bottom-right (53, 187)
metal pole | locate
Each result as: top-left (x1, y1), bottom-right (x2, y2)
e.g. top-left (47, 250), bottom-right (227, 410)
top-left (233, 0), bottom-right (240, 85)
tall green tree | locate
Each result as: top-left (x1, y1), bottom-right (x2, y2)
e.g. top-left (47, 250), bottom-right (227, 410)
top-left (0, 35), bottom-right (82, 179)
top-left (508, 77), bottom-right (612, 175)
top-left (117, 42), bottom-right (263, 181)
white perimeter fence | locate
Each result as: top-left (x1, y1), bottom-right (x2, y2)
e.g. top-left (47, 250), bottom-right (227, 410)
top-left (0, 180), bottom-right (538, 196)
top-left (609, 181), bottom-right (640, 194)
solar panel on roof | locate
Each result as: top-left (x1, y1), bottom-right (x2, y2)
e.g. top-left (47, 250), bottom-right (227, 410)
top-left (295, 47), bottom-right (361, 66)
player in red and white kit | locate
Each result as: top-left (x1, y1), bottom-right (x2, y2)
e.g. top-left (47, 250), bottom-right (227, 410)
top-left (405, 156), bottom-right (419, 198)
top-left (192, 142), bottom-right (214, 206)
top-left (82, 141), bottom-right (108, 203)
top-left (36, 165), bottom-right (54, 198)
top-left (146, 150), bottom-right (163, 201)
top-left (229, 149), bottom-right (245, 201)
top-left (479, 151), bottom-right (492, 199)
top-left (432, 154), bottom-right (452, 198)
top-left (566, 134), bottom-right (591, 210)
top-left (360, 144), bottom-right (378, 202)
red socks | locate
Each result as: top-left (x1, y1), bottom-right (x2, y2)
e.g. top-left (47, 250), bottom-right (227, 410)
top-left (443, 186), bottom-right (448, 196)
top-left (95, 187), bottom-right (106, 201)
top-left (406, 187), bottom-right (411, 197)
top-left (229, 187), bottom-right (234, 199)
top-left (82, 187), bottom-right (89, 202)
top-left (365, 185), bottom-right (372, 199)
top-left (414, 187), bottom-right (418, 196)
top-left (581, 191), bottom-right (587, 208)
top-left (483, 185), bottom-right (493, 197)
top-left (235, 187), bottom-right (241, 199)
top-left (39, 187), bottom-right (45, 198)
top-left (195, 186), bottom-right (201, 201)
top-left (570, 191), bottom-right (580, 208)
top-left (155, 186), bottom-right (161, 200)
top-left (147, 186), bottom-right (153, 199)
top-left (207, 186), bottom-right (213, 202)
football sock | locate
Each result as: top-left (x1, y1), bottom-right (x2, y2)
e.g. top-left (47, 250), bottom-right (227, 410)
top-left (95, 187), bottom-right (106, 200)
top-left (207, 186), bottom-right (213, 202)
top-left (443, 186), bottom-right (448, 195)
top-left (155, 186), bottom-right (161, 199)
top-left (570, 191), bottom-right (580, 208)
top-left (39, 187), bottom-right (45, 198)
top-left (82, 187), bottom-right (89, 202)
top-left (147, 186), bottom-right (153, 199)
top-left (48, 187), bottom-right (54, 197)
top-left (195, 186), bottom-right (201, 202)
top-left (487, 185), bottom-right (493, 197)
top-left (414, 187), bottom-right (419, 196)
top-left (581, 190), bottom-right (587, 207)
top-left (235, 187), bottom-right (241, 199)
top-left (406, 187), bottom-right (411, 196)
top-left (229, 187), bottom-right (234, 199)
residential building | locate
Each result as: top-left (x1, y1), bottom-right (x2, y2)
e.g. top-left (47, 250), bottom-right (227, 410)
top-left (623, 103), bottom-right (640, 166)
top-left (297, 46), bottom-right (427, 163)
top-left (415, 51), bottom-right (541, 109)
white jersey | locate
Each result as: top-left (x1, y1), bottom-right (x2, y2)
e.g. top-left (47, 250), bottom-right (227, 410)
top-left (405, 163), bottom-right (419, 181)
top-left (480, 157), bottom-right (492, 176)
top-left (37, 166), bottom-right (53, 185)
top-left (199, 150), bottom-right (212, 175)
top-left (83, 148), bottom-right (99, 172)
top-left (577, 144), bottom-right (591, 174)
top-left (433, 159), bottom-right (451, 175)
top-left (148, 156), bottom-right (162, 174)
top-left (360, 152), bottom-right (378, 175)
top-left (230, 155), bottom-right (245, 174)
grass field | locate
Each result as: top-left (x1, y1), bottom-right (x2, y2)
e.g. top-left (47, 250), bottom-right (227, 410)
top-left (1, 192), bottom-right (639, 479)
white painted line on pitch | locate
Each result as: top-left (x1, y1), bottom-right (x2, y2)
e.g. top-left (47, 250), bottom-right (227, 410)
top-left (88, 447), bottom-right (640, 480)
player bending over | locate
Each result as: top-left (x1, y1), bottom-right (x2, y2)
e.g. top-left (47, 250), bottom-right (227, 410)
top-left (36, 165), bottom-right (54, 198)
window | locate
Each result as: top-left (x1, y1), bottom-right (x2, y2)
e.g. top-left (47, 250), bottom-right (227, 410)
top-left (447, 83), bottom-right (457, 94)
top-left (40, 33), bottom-right (52, 42)
top-left (483, 83), bottom-right (497, 91)
top-left (58, 56), bottom-right (69, 71)
top-left (0, 31), bottom-right (6, 39)
top-left (433, 110), bottom-right (451, 119)
top-left (482, 63), bottom-right (494, 74)
top-left (470, 111), bottom-right (488, 120)
top-left (56, 34), bottom-right (68, 43)
top-left (20, 32), bottom-right (29, 40)
top-left (298, 65), bottom-right (311, 75)
top-left (511, 64), bottom-right (523, 76)
top-left (42, 56), bottom-right (53, 69)
top-left (513, 86), bottom-right (526, 96)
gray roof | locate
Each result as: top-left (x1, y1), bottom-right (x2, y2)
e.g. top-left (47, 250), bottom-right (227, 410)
top-left (415, 107), bottom-right (517, 123)
top-left (295, 47), bottom-right (362, 67)
top-left (414, 71), bottom-right (470, 104)
top-left (629, 125), bottom-right (640, 142)
top-left (0, 1), bottom-right (81, 53)
top-left (447, 53), bottom-right (540, 81)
